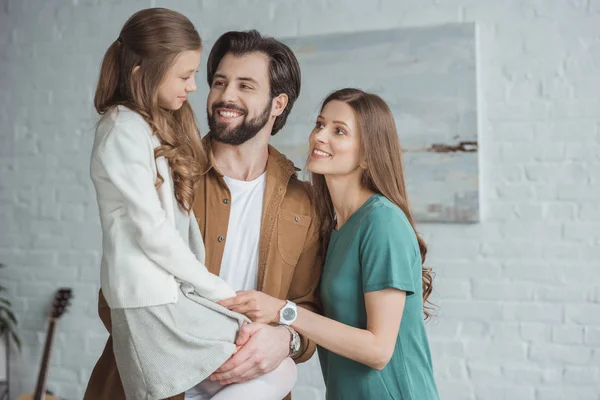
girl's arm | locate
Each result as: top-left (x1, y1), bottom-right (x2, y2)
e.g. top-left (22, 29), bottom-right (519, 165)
top-left (95, 120), bottom-right (235, 301)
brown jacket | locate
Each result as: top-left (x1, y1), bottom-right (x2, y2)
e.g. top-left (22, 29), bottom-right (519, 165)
top-left (84, 138), bottom-right (322, 400)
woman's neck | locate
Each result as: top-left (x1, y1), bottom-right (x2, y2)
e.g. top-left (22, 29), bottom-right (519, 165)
top-left (326, 173), bottom-right (376, 230)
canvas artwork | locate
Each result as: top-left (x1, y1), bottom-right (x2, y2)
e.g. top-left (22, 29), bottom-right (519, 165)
top-left (272, 23), bottom-right (479, 223)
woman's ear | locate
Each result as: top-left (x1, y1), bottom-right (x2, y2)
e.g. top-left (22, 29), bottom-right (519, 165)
top-left (271, 93), bottom-right (289, 117)
top-left (132, 65), bottom-right (140, 74)
top-left (359, 155), bottom-right (368, 169)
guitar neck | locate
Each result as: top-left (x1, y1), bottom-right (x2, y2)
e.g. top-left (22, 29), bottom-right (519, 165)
top-left (33, 318), bottom-right (57, 400)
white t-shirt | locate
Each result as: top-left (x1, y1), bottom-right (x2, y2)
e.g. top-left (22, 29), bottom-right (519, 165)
top-left (219, 172), bottom-right (266, 291)
top-left (185, 172), bottom-right (266, 400)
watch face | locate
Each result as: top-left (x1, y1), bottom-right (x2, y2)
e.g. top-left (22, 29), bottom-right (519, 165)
top-left (282, 307), bottom-right (296, 321)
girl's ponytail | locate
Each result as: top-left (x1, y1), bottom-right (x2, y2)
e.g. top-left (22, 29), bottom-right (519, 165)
top-left (94, 39), bottom-right (122, 114)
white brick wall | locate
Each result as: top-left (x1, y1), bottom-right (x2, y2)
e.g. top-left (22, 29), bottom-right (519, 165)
top-left (1, 1), bottom-right (599, 399)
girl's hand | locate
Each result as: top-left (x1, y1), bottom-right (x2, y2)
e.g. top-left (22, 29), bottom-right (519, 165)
top-left (218, 290), bottom-right (286, 323)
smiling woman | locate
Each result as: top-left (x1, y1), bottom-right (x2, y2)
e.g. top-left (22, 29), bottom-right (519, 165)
top-left (307, 100), bottom-right (363, 176)
top-left (306, 89), bottom-right (438, 399)
top-left (221, 89), bottom-right (439, 400)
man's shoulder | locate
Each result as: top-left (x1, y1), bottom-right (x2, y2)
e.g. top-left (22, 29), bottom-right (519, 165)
top-left (267, 145), bottom-right (314, 213)
top-left (282, 176), bottom-right (313, 215)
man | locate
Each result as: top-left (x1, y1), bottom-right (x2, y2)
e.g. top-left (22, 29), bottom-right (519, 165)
top-left (84, 30), bottom-right (321, 400)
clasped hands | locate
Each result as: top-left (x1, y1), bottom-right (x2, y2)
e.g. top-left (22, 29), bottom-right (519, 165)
top-left (208, 290), bottom-right (289, 385)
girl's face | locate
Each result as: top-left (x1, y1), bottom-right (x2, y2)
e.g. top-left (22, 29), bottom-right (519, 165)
top-left (307, 100), bottom-right (363, 177)
top-left (157, 49), bottom-right (201, 110)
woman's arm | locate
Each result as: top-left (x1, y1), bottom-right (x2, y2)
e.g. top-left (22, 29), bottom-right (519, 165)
top-left (293, 288), bottom-right (405, 370)
top-left (95, 121), bottom-right (235, 301)
top-left (220, 288), bottom-right (406, 370)
top-left (220, 203), bottom-right (417, 369)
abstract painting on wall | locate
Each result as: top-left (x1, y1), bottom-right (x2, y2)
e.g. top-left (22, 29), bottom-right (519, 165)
top-left (272, 23), bottom-right (479, 223)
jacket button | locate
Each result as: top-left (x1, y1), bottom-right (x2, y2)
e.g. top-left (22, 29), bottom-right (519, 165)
top-left (218, 236), bottom-right (225, 242)
top-left (223, 198), bottom-right (229, 204)
top-left (295, 216), bottom-right (300, 222)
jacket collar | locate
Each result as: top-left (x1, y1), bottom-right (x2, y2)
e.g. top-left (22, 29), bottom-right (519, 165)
top-left (200, 134), bottom-right (299, 180)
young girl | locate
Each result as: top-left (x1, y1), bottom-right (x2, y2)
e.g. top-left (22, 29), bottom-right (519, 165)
top-left (220, 88), bottom-right (440, 399)
top-left (90, 8), bottom-right (296, 400)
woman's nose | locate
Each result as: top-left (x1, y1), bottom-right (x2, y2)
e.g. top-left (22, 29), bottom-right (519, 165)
top-left (313, 128), bottom-right (327, 143)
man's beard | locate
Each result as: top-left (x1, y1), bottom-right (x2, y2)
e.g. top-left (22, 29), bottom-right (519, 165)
top-left (207, 100), bottom-right (272, 146)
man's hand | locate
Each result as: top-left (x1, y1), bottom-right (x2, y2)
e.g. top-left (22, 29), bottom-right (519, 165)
top-left (218, 290), bottom-right (286, 324)
top-left (233, 321), bottom-right (250, 354)
top-left (209, 323), bottom-right (290, 385)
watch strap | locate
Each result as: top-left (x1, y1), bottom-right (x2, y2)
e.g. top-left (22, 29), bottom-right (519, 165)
top-left (280, 324), bottom-right (301, 357)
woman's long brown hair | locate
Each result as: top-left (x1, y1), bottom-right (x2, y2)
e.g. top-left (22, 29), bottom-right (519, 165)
top-left (94, 8), bottom-right (204, 212)
top-left (311, 88), bottom-right (435, 319)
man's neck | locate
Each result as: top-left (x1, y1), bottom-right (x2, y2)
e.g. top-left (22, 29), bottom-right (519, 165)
top-left (211, 130), bottom-right (271, 181)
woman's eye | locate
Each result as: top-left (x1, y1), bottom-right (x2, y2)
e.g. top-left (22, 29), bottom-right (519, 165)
top-left (336, 128), bottom-right (345, 135)
top-left (315, 122), bottom-right (324, 129)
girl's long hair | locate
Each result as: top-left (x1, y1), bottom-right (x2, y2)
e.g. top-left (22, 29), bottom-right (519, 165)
top-left (311, 88), bottom-right (435, 319)
top-left (94, 7), bottom-right (204, 212)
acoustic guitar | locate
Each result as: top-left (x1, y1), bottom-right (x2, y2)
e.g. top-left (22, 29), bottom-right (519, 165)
top-left (16, 288), bottom-right (73, 400)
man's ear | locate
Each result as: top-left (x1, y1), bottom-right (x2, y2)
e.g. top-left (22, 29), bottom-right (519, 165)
top-left (271, 93), bottom-right (289, 117)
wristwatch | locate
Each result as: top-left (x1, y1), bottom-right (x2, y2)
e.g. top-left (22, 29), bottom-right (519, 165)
top-left (279, 300), bottom-right (298, 325)
top-left (280, 325), bottom-right (301, 357)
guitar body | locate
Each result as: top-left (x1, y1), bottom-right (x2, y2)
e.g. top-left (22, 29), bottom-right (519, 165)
top-left (15, 393), bottom-right (60, 400)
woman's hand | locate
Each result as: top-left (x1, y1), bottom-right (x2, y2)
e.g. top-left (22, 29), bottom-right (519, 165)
top-left (218, 290), bottom-right (286, 323)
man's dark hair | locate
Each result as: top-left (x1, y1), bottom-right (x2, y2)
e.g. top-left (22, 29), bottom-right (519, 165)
top-left (206, 30), bottom-right (301, 135)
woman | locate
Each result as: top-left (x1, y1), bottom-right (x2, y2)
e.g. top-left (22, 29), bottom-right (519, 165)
top-left (90, 8), bottom-right (295, 399)
top-left (220, 88), bottom-right (439, 399)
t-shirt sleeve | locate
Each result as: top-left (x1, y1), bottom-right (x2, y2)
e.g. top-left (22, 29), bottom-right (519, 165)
top-left (359, 204), bottom-right (418, 296)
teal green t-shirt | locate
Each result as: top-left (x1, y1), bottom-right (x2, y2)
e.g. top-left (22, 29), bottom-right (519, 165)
top-left (318, 194), bottom-right (439, 400)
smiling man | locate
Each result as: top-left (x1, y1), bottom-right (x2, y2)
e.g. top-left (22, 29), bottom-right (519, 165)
top-left (206, 54), bottom-right (274, 146)
top-left (84, 30), bottom-right (322, 400)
